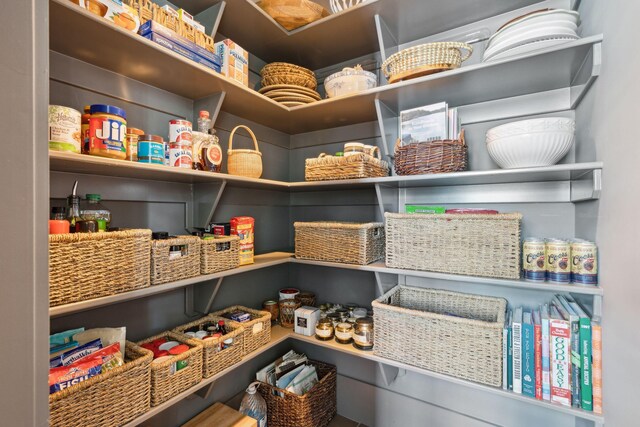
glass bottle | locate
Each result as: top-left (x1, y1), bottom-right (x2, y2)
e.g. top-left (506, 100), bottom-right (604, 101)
top-left (201, 129), bottom-right (222, 173)
top-left (239, 382), bottom-right (267, 427)
top-left (66, 182), bottom-right (83, 233)
top-left (81, 194), bottom-right (111, 232)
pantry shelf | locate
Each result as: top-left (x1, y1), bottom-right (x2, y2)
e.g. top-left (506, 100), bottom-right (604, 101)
top-left (290, 258), bottom-right (604, 296)
top-left (49, 252), bottom-right (293, 318)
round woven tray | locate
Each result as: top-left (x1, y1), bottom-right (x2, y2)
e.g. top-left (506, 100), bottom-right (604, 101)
top-left (382, 42), bottom-right (473, 83)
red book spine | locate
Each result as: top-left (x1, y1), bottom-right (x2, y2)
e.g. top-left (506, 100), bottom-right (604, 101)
top-left (534, 322), bottom-right (543, 400)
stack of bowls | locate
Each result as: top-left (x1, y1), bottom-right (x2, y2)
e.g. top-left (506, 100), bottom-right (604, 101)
top-left (485, 117), bottom-right (575, 169)
top-left (259, 62), bottom-right (320, 107)
top-left (482, 9), bottom-right (580, 62)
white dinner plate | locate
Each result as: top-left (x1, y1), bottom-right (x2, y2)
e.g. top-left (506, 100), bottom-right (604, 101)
top-left (488, 19), bottom-right (578, 51)
top-left (483, 26), bottom-right (578, 61)
top-left (489, 9), bottom-right (580, 45)
top-left (484, 37), bottom-right (578, 62)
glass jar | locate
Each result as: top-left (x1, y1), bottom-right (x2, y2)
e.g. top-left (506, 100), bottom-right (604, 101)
top-left (344, 142), bottom-right (365, 157)
top-left (335, 322), bottom-right (353, 344)
top-left (335, 308), bottom-right (349, 322)
top-left (326, 312), bottom-right (341, 327)
top-left (126, 127), bottom-right (144, 161)
top-left (138, 134), bottom-right (165, 165)
top-left (353, 317), bottom-right (374, 350)
top-left (81, 194), bottom-right (111, 232)
top-left (315, 318), bottom-right (334, 341)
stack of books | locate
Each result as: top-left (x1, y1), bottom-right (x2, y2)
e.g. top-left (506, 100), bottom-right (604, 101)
top-left (504, 294), bottom-right (602, 414)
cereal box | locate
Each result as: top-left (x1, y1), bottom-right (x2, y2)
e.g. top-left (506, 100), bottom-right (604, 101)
top-left (215, 39), bottom-right (249, 86)
top-left (231, 216), bottom-right (254, 265)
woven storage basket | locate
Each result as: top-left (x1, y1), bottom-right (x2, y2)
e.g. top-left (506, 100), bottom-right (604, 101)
top-left (137, 331), bottom-right (203, 406)
top-left (294, 222), bottom-right (385, 265)
top-left (257, 360), bottom-right (337, 427)
top-left (385, 212), bottom-right (522, 279)
top-left (210, 306), bottom-right (272, 355)
top-left (49, 229), bottom-right (151, 307)
top-left (305, 149), bottom-right (390, 181)
top-left (151, 235), bottom-right (201, 285)
top-left (394, 130), bottom-right (467, 175)
top-left (258, 0), bottom-right (330, 31)
top-left (262, 73), bottom-right (317, 90)
top-left (262, 62), bottom-right (315, 78)
top-left (382, 42), bottom-right (473, 83)
top-left (373, 286), bottom-right (506, 386)
top-left (227, 125), bottom-right (263, 179)
top-left (173, 315), bottom-right (245, 378)
top-left (49, 341), bottom-right (153, 427)
top-left (201, 236), bottom-right (240, 274)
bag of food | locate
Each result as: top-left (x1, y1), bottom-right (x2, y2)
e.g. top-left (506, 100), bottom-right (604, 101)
top-left (258, 0), bottom-right (329, 30)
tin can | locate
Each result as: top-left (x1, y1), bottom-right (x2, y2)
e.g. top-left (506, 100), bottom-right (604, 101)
top-left (545, 239), bottom-right (571, 283)
top-left (169, 119), bottom-right (192, 143)
top-left (169, 141), bottom-right (193, 168)
top-left (48, 105), bottom-right (81, 153)
top-left (571, 241), bottom-right (598, 285)
top-left (138, 134), bottom-right (164, 165)
top-left (523, 238), bottom-right (546, 282)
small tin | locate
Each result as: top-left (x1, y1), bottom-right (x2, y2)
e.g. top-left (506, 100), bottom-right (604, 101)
top-left (315, 318), bottom-right (334, 341)
top-left (523, 237), bottom-right (546, 282)
top-left (546, 239), bottom-right (571, 283)
top-left (571, 241), bottom-right (598, 285)
top-left (335, 322), bottom-right (353, 344)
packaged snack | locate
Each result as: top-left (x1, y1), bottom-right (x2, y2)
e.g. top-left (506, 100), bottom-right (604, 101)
top-left (80, 0), bottom-right (140, 33)
top-left (50, 327), bottom-right (84, 354)
top-left (231, 216), bottom-right (254, 265)
top-left (49, 358), bottom-right (102, 394)
top-left (50, 339), bottom-right (102, 369)
top-left (215, 39), bottom-right (249, 86)
top-left (74, 327), bottom-right (126, 358)
top-left (75, 343), bottom-right (124, 373)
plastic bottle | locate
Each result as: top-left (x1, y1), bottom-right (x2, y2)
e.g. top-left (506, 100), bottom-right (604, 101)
top-left (238, 382), bottom-right (267, 427)
top-left (197, 110), bottom-right (211, 133)
top-left (81, 194), bottom-right (111, 232)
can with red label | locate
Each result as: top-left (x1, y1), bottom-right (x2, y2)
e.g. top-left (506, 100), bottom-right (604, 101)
top-left (169, 141), bottom-right (193, 168)
top-left (169, 119), bottom-right (192, 143)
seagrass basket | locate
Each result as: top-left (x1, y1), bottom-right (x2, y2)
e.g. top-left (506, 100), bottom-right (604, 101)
top-left (261, 62), bottom-right (317, 89)
top-left (394, 130), bottom-right (467, 175)
top-left (385, 212), bottom-right (522, 279)
top-left (227, 125), bottom-right (263, 179)
top-left (257, 360), bottom-right (337, 427)
top-left (373, 286), bottom-right (506, 386)
top-left (49, 229), bottom-right (151, 306)
top-left (137, 332), bottom-right (203, 406)
top-left (200, 236), bottom-right (240, 274)
top-left (262, 62), bottom-right (315, 78)
top-left (151, 235), bottom-right (201, 285)
top-left (49, 342), bottom-right (153, 427)
top-left (173, 315), bottom-right (245, 378)
top-left (210, 306), bottom-right (272, 354)
top-left (382, 42), bottom-right (473, 83)
top-left (305, 148), bottom-right (389, 181)
top-left (294, 222), bottom-right (385, 265)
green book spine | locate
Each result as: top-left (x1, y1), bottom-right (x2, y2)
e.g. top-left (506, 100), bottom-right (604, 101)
top-left (580, 318), bottom-right (593, 411)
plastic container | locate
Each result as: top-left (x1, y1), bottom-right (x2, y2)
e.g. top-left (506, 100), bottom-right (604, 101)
top-left (138, 134), bottom-right (165, 165)
top-left (48, 105), bottom-right (81, 153)
top-left (81, 105), bottom-right (91, 154)
top-left (239, 382), bottom-right (267, 427)
top-left (81, 194), bottom-right (111, 232)
top-left (88, 104), bottom-right (127, 160)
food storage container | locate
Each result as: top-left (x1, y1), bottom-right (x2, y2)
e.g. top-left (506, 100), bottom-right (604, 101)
top-left (324, 65), bottom-right (376, 98)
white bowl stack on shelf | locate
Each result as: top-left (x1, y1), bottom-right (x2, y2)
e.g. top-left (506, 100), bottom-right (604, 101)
top-left (486, 117), bottom-right (575, 169)
top-left (482, 9), bottom-right (580, 62)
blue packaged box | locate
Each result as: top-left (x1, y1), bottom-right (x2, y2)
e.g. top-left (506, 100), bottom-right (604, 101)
top-left (143, 33), bottom-right (221, 73)
top-left (139, 20), bottom-right (220, 65)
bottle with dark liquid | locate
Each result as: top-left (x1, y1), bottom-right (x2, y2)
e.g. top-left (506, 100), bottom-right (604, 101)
top-left (193, 110), bottom-right (223, 172)
top-left (217, 320), bottom-right (228, 335)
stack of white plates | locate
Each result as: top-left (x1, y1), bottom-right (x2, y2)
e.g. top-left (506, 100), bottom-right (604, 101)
top-left (482, 9), bottom-right (580, 62)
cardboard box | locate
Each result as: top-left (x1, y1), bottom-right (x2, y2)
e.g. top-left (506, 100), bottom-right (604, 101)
top-left (139, 20), bottom-right (220, 65)
top-left (80, 0), bottom-right (140, 33)
top-left (215, 39), bottom-right (249, 86)
top-left (294, 306), bottom-right (320, 336)
top-left (177, 8), bottom-right (206, 33)
top-left (143, 33), bottom-right (221, 73)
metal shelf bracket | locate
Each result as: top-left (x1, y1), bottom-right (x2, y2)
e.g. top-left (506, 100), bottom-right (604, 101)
top-left (195, 380), bottom-right (217, 399)
top-left (195, 1), bottom-right (226, 38)
top-left (378, 362), bottom-right (406, 387)
top-left (571, 169), bottom-right (601, 202)
top-left (191, 180), bottom-right (227, 230)
top-left (571, 42), bottom-right (601, 109)
top-left (374, 14), bottom-right (398, 66)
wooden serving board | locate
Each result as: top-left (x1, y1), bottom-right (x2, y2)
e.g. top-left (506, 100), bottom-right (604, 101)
top-left (388, 63), bottom-right (455, 83)
top-left (181, 402), bottom-right (257, 427)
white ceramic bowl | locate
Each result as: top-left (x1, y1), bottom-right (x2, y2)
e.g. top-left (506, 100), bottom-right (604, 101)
top-left (324, 67), bottom-right (377, 98)
top-left (486, 118), bottom-right (575, 169)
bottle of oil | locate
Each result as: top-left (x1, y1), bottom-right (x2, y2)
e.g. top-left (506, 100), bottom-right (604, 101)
top-left (66, 181), bottom-right (83, 232)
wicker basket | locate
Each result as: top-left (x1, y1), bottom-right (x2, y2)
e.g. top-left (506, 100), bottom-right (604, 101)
top-left (385, 212), bottom-right (522, 279)
top-left (227, 125), bottom-right (263, 179)
top-left (382, 42), bottom-right (473, 83)
top-left (201, 236), bottom-right (240, 274)
top-left (261, 62), bottom-right (317, 89)
top-left (173, 315), bottom-right (245, 378)
top-left (258, 0), bottom-right (330, 31)
top-left (305, 149), bottom-right (390, 181)
top-left (257, 360), bottom-right (337, 427)
top-left (49, 229), bottom-right (151, 307)
top-left (49, 342), bottom-right (153, 427)
top-left (210, 306), bottom-right (272, 355)
top-left (373, 286), bottom-right (506, 386)
top-left (394, 130), bottom-right (467, 175)
top-left (262, 62), bottom-right (315, 78)
top-left (294, 222), bottom-right (385, 265)
top-left (151, 235), bottom-right (201, 285)
top-left (137, 332), bottom-right (203, 406)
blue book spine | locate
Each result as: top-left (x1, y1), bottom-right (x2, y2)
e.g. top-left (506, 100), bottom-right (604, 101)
top-left (522, 320), bottom-right (536, 397)
top-left (541, 316), bottom-right (551, 400)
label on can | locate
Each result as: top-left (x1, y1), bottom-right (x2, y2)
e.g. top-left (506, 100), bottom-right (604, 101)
top-left (48, 105), bottom-right (81, 153)
top-left (523, 239), bottom-right (546, 282)
top-left (571, 242), bottom-right (598, 285)
top-left (546, 240), bottom-right (571, 283)
top-left (169, 119), bottom-right (192, 143)
top-left (137, 141), bottom-right (164, 164)
top-left (89, 116), bottom-right (126, 154)
top-left (169, 142), bottom-right (193, 168)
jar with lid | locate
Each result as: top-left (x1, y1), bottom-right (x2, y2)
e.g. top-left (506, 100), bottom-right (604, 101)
top-left (315, 318), bottom-right (334, 341)
top-left (353, 317), bottom-right (374, 350)
top-left (344, 142), bottom-right (365, 157)
top-left (335, 308), bottom-right (349, 322)
top-left (81, 194), bottom-right (111, 232)
top-left (81, 105), bottom-right (91, 154)
top-left (88, 104), bottom-right (127, 160)
top-left (126, 127), bottom-right (144, 162)
top-left (335, 322), bottom-right (353, 344)
top-left (138, 135), bottom-right (165, 165)
top-left (49, 207), bottom-right (70, 234)
top-left (326, 312), bottom-right (341, 326)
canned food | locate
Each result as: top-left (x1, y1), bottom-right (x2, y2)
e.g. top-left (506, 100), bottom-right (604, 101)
top-left (523, 238), bottom-right (546, 282)
top-left (138, 134), bottom-right (164, 165)
top-left (169, 119), bottom-right (192, 143)
top-left (48, 105), bottom-right (81, 153)
top-left (571, 241), bottom-right (598, 285)
top-left (89, 104), bottom-right (127, 160)
top-left (169, 141), bottom-right (193, 168)
top-left (546, 239), bottom-right (571, 283)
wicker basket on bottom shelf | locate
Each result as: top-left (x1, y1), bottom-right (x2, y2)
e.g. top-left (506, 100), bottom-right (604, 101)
top-left (200, 236), bottom-right (240, 274)
top-left (257, 360), bottom-right (337, 427)
top-left (372, 286), bottom-right (506, 387)
top-left (210, 306), bottom-right (272, 354)
top-left (49, 342), bottom-right (153, 427)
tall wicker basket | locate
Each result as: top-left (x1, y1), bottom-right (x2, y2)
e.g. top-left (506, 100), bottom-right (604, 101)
top-left (373, 286), bottom-right (506, 387)
top-left (227, 125), bottom-right (263, 179)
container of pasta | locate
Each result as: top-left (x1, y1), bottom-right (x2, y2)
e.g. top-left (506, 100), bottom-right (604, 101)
top-left (48, 105), bottom-right (81, 153)
top-left (231, 216), bottom-right (254, 265)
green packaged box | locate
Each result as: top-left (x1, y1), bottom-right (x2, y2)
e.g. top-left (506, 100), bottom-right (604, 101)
top-left (405, 205), bottom-right (446, 214)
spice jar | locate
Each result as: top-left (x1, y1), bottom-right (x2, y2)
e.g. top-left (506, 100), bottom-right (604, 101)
top-left (49, 207), bottom-right (70, 234)
top-left (126, 127), bottom-right (144, 161)
top-left (335, 322), bottom-right (353, 344)
top-left (315, 318), bottom-right (334, 341)
top-left (88, 104), bottom-right (127, 160)
top-left (326, 312), bottom-right (341, 326)
top-left (344, 142), bottom-right (365, 157)
top-left (353, 317), bottom-right (374, 350)
top-left (262, 300), bottom-right (279, 324)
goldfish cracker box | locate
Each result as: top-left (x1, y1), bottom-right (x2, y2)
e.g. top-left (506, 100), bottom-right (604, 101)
top-left (215, 39), bottom-right (249, 86)
top-left (80, 0), bottom-right (140, 33)
top-left (231, 216), bottom-right (254, 265)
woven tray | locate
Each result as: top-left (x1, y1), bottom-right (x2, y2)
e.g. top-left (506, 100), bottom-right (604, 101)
top-left (173, 315), bottom-right (245, 378)
top-left (294, 222), bottom-right (385, 265)
top-left (201, 236), bottom-right (240, 274)
top-left (49, 229), bottom-right (151, 307)
top-left (49, 342), bottom-right (152, 427)
top-left (385, 212), bottom-right (522, 279)
top-left (137, 331), bottom-right (203, 406)
top-left (210, 306), bottom-right (272, 354)
top-left (305, 149), bottom-right (390, 181)
top-left (382, 42), bottom-right (472, 83)
top-left (151, 235), bottom-right (201, 285)
top-left (394, 130), bottom-right (467, 175)
top-left (373, 286), bottom-right (506, 386)
top-left (257, 360), bottom-right (337, 427)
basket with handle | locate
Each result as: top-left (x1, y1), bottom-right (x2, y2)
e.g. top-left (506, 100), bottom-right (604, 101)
top-left (305, 146), bottom-right (390, 181)
top-left (382, 42), bottom-right (473, 83)
top-left (394, 129), bottom-right (467, 175)
top-left (227, 125), bottom-right (263, 178)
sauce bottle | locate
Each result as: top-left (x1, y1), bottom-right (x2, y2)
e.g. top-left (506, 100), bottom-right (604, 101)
top-left (193, 110), bottom-right (223, 172)
top-left (66, 181), bottom-right (83, 232)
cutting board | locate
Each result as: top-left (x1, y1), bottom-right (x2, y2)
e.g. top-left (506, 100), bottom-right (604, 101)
top-left (181, 402), bottom-right (258, 427)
